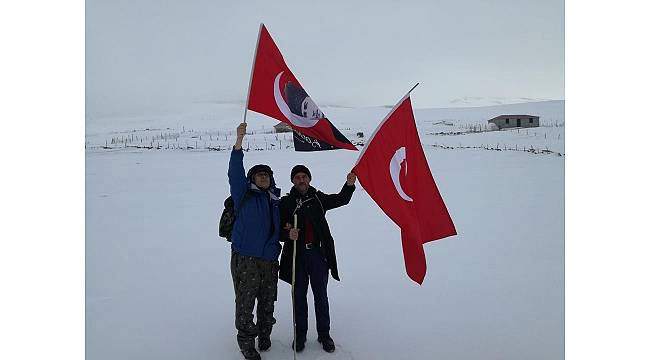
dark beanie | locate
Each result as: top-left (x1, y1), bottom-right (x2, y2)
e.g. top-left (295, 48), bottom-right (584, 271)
top-left (247, 164), bottom-right (273, 181)
top-left (291, 165), bottom-right (311, 180)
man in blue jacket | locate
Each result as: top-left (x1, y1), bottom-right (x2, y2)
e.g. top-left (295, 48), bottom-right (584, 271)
top-left (228, 122), bottom-right (281, 360)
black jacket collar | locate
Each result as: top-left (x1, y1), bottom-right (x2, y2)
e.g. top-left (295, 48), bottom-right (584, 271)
top-left (289, 185), bottom-right (317, 199)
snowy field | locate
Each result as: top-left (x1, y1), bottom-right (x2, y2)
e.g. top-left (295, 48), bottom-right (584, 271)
top-left (86, 100), bottom-right (564, 359)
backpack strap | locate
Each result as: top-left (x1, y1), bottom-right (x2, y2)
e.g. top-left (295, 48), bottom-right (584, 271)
top-left (234, 190), bottom-right (252, 218)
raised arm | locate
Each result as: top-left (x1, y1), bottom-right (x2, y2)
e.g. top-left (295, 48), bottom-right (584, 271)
top-left (234, 122), bottom-right (246, 150)
top-left (228, 123), bottom-right (248, 202)
top-left (318, 172), bottom-right (357, 211)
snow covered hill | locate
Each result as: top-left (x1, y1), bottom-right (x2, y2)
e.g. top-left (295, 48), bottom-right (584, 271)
top-left (86, 100), bottom-right (564, 155)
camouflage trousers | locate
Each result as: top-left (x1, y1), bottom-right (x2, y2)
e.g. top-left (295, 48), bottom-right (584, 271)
top-left (230, 251), bottom-right (279, 351)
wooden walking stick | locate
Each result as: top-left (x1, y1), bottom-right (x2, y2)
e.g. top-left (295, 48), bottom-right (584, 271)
top-left (291, 213), bottom-right (298, 360)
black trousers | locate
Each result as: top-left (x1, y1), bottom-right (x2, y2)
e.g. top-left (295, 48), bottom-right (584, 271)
top-left (294, 248), bottom-right (330, 337)
top-left (230, 251), bottom-right (279, 351)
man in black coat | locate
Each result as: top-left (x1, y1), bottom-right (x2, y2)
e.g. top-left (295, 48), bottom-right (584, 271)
top-left (279, 164), bottom-right (356, 353)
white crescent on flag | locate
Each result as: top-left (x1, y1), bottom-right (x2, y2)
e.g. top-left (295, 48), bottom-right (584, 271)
top-left (273, 71), bottom-right (319, 128)
top-left (390, 147), bottom-right (413, 202)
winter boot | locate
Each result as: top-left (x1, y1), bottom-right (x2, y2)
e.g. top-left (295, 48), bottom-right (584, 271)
top-left (291, 333), bottom-right (306, 352)
top-left (241, 348), bottom-right (261, 360)
top-left (317, 333), bottom-right (335, 353)
top-left (258, 336), bottom-right (271, 351)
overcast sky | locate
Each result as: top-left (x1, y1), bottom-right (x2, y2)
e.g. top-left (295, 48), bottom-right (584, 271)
top-left (86, 0), bottom-right (564, 118)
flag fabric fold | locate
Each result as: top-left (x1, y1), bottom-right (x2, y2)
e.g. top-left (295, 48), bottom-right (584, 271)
top-left (247, 24), bottom-right (357, 151)
top-left (352, 95), bottom-right (456, 284)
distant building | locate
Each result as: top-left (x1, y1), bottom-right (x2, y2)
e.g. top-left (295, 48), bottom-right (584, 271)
top-left (273, 122), bottom-right (292, 133)
top-left (488, 115), bottom-right (540, 130)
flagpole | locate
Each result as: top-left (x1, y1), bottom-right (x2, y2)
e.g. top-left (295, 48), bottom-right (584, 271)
top-left (291, 214), bottom-right (298, 360)
top-left (405, 82), bottom-right (420, 98)
top-left (243, 23), bottom-right (264, 123)
top-left (352, 83), bottom-right (420, 167)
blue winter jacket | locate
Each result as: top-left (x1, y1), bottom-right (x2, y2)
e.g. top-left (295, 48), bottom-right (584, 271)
top-left (228, 149), bottom-right (281, 261)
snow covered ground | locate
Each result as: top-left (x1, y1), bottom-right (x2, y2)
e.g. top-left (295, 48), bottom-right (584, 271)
top-left (86, 100), bottom-right (564, 359)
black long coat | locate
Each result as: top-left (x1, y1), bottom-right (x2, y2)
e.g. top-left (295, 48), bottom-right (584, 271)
top-left (279, 183), bottom-right (355, 283)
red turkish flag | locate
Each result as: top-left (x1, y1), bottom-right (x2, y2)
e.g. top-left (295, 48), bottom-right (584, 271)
top-left (352, 96), bottom-right (456, 284)
top-left (247, 24), bottom-right (357, 151)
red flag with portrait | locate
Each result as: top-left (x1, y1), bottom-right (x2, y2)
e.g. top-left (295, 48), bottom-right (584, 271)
top-left (246, 24), bottom-right (357, 151)
top-left (352, 96), bottom-right (456, 284)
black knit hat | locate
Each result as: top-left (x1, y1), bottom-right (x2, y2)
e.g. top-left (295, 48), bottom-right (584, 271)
top-left (291, 165), bottom-right (311, 181)
top-left (247, 164), bottom-right (273, 181)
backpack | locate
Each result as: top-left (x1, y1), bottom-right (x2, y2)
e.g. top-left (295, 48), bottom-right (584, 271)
top-left (218, 191), bottom-right (251, 241)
